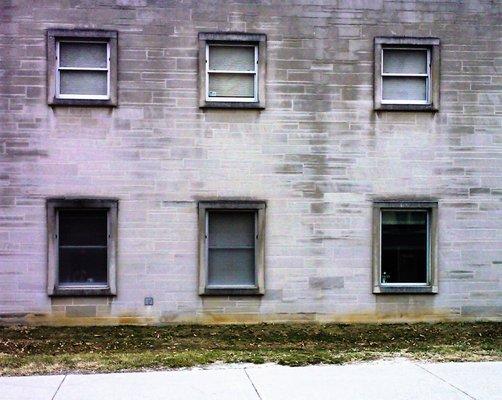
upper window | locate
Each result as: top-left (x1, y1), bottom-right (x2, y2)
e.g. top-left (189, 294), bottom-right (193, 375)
top-left (382, 48), bottom-right (430, 104)
top-left (207, 44), bottom-right (258, 102)
top-left (57, 41), bottom-right (109, 99)
top-left (47, 29), bottom-right (118, 106)
top-left (198, 201), bottom-right (266, 295)
top-left (372, 201), bottom-right (438, 294)
top-left (47, 199), bottom-right (118, 296)
top-left (374, 37), bottom-right (440, 111)
top-left (198, 33), bottom-right (266, 109)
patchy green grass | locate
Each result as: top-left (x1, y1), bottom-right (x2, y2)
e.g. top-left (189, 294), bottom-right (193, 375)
top-left (0, 322), bottom-right (500, 375)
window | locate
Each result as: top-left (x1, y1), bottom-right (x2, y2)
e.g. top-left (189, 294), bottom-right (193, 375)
top-left (374, 37), bottom-right (440, 111)
top-left (47, 29), bottom-right (118, 106)
top-left (47, 199), bottom-right (118, 296)
top-left (57, 41), bottom-right (109, 99)
top-left (198, 201), bottom-right (266, 295)
top-left (198, 33), bottom-right (266, 109)
top-left (207, 45), bottom-right (258, 101)
top-left (382, 48), bottom-right (430, 103)
top-left (372, 201), bottom-right (438, 294)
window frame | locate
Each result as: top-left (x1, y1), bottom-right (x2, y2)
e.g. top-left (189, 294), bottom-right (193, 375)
top-left (205, 43), bottom-right (259, 103)
top-left (47, 29), bottom-right (118, 106)
top-left (380, 47), bottom-right (430, 105)
top-left (47, 198), bottom-right (118, 296)
top-left (374, 37), bottom-right (440, 111)
top-left (56, 40), bottom-right (111, 101)
top-left (198, 200), bottom-right (266, 296)
top-left (198, 32), bottom-right (267, 109)
top-left (372, 201), bottom-right (438, 294)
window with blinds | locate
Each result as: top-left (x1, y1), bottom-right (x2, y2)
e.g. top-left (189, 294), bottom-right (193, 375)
top-left (381, 48), bottom-right (430, 103)
top-left (374, 37), bottom-right (440, 111)
top-left (198, 201), bottom-right (266, 295)
top-left (206, 44), bottom-right (258, 101)
top-left (56, 41), bottom-right (110, 99)
top-left (207, 211), bottom-right (256, 287)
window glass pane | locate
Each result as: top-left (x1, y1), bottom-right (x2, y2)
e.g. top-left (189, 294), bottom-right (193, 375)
top-left (58, 209), bottom-right (108, 285)
top-left (208, 248), bottom-right (255, 286)
top-left (383, 49), bottom-right (427, 74)
top-left (208, 73), bottom-right (255, 98)
top-left (207, 211), bottom-right (256, 286)
top-left (59, 209), bottom-right (107, 246)
top-left (382, 211), bottom-right (427, 225)
top-left (59, 42), bottom-right (107, 68)
top-left (208, 211), bottom-right (255, 248)
top-left (382, 76), bottom-right (426, 101)
top-left (60, 70), bottom-right (108, 95)
top-left (381, 210), bottom-right (428, 284)
top-left (209, 46), bottom-right (255, 71)
top-left (59, 247), bottom-right (108, 285)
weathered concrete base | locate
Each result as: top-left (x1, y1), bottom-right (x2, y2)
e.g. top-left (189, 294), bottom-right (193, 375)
top-left (1, 308), bottom-right (499, 327)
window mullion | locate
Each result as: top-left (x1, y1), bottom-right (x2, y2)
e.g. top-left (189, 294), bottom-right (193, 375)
top-left (381, 73), bottom-right (428, 77)
top-left (58, 67), bottom-right (109, 71)
top-left (207, 70), bottom-right (256, 74)
top-left (208, 246), bottom-right (255, 249)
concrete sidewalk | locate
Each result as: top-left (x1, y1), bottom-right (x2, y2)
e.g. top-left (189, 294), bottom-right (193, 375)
top-left (0, 360), bottom-right (500, 400)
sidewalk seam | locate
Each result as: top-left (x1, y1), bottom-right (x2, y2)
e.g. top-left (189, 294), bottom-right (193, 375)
top-left (244, 368), bottom-right (262, 400)
top-left (416, 364), bottom-right (477, 400)
top-left (50, 374), bottom-right (67, 400)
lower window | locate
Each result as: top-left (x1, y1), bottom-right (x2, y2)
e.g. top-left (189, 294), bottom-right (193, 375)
top-left (373, 201), bottom-right (438, 294)
top-left (47, 199), bottom-right (118, 296)
top-left (198, 201), bottom-right (265, 295)
top-left (58, 209), bottom-right (108, 285)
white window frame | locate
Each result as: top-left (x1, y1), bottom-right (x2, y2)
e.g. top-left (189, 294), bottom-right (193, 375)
top-left (380, 47), bottom-right (431, 105)
top-left (379, 208), bottom-right (431, 287)
top-left (205, 43), bottom-right (259, 103)
top-left (56, 40), bottom-right (110, 100)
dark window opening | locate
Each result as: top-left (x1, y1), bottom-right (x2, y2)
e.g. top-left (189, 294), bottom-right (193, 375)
top-left (381, 210), bottom-right (428, 284)
top-left (207, 211), bottom-right (256, 287)
top-left (58, 209), bottom-right (108, 285)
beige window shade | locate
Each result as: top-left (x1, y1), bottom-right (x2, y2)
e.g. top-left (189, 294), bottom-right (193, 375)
top-left (383, 49), bottom-right (427, 74)
top-left (59, 42), bottom-right (107, 68)
top-left (60, 70), bottom-right (108, 95)
top-left (208, 74), bottom-right (255, 98)
top-left (382, 77), bottom-right (427, 101)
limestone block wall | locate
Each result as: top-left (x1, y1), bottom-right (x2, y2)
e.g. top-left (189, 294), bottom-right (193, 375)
top-left (0, 0), bottom-right (501, 324)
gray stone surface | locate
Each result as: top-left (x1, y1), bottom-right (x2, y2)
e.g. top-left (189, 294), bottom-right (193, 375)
top-left (0, 0), bottom-right (501, 323)
top-left (420, 362), bottom-right (502, 400)
top-left (0, 361), bottom-right (501, 400)
top-left (53, 369), bottom-right (258, 400)
top-left (0, 375), bottom-right (65, 400)
top-left (247, 361), bottom-right (474, 400)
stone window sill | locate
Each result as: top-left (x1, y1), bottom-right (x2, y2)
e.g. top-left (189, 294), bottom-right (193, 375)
top-left (375, 104), bottom-right (438, 112)
top-left (49, 98), bottom-right (117, 107)
top-left (200, 287), bottom-right (264, 296)
top-left (49, 287), bottom-right (116, 297)
top-left (373, 285), bottom-right (438, 294)
top-left (200, 102), bottom-right (265, 110)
